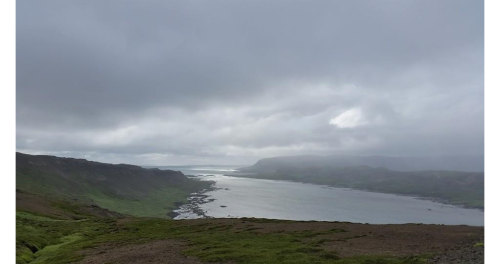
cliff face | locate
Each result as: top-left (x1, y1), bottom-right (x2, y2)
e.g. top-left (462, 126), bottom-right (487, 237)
top-left (16, 152), bottom-right (211, 218)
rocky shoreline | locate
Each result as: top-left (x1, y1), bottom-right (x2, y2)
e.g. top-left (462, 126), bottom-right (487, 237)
top-left (169, 179), bottom-right (221, 219)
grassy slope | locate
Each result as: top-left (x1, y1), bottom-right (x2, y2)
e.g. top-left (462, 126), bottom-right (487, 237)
top-left (17, 168), bottom-right (204, 218)
top-left (16, 152), bottom-right (211, 218)
top-left (235, 166), bottom-right (484, 208)
top-left (18, 168), bottom-right (194, 218)
top-left (85, 187), bottom-right (189, 218)
top-left (16, 195), bottom-right (430, 264)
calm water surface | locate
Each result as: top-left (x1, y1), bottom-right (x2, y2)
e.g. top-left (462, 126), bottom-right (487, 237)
top-left (153, 166), bottom-right (484, 226)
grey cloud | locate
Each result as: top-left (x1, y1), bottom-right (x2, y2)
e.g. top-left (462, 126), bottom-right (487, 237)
top-left (17, 0), bottom-right (484, 165)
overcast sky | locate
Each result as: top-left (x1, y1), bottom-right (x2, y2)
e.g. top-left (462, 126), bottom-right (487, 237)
top-left (16, 0), bottom-right (484, 165)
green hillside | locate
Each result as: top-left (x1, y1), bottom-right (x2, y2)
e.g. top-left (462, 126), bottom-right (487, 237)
top-left (16, 152), bottom-right (211, 218)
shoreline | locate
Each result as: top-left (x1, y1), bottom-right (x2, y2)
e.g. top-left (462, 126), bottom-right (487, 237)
top-left (169, 178), bottom-right (218, 219)
top-left (224, 173), bottom-right (484, 211)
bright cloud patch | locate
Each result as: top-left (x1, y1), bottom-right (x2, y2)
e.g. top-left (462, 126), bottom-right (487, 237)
top-left (329, 108), bottom-right (367, 128)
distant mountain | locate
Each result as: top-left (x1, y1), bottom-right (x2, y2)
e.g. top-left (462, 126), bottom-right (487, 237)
top-left (240, 154), bottom-right (484, 173)
top-left (16, 152), bottom-right (211, 218)
top-left (236, 156), bottom-right (484, 208)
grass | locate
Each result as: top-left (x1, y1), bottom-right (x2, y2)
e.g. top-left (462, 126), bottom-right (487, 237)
top-left (85, 187), bottom-right (189, 218)
top-left (31, 234), bottom-right (83, 264)
top-left (16, 211), bottom-right (88, 264)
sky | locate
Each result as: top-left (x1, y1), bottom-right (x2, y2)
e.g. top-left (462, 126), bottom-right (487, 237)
top-left (16, 0), bottom-right (484, 166)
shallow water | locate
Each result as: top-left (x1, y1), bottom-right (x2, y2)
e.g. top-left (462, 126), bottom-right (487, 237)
top-left (153, 166), bottom-right (484, 226)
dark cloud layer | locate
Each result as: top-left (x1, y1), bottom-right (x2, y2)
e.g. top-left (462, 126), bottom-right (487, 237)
top-left (17, 0), bottom-right (484, 165)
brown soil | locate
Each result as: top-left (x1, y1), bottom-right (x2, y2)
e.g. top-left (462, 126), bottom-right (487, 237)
top-left (78, 240), bottom-right (232, 264)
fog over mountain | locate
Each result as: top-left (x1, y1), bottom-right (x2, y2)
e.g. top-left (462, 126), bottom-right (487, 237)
top-left (17, 0), bottom-right (483, 165)
top-left (241, 155), bottom-right (484, 173)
